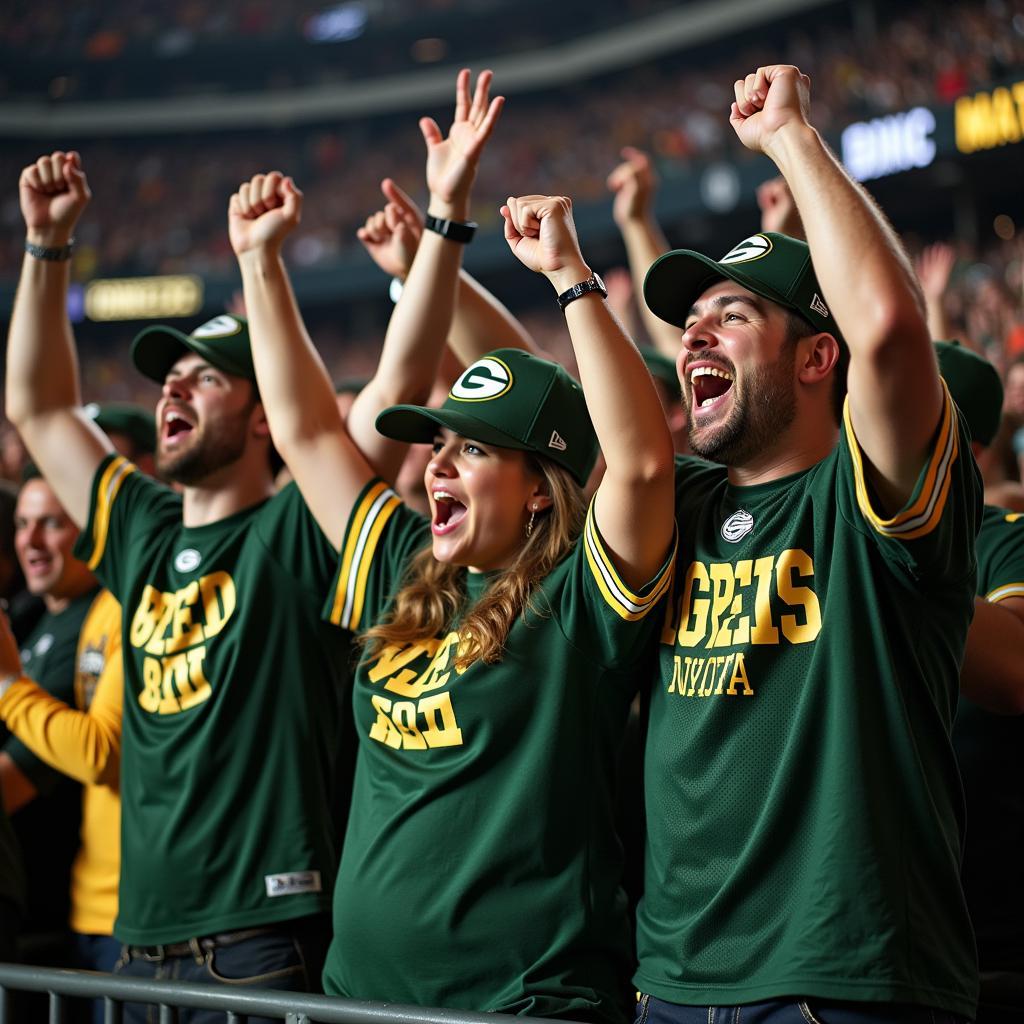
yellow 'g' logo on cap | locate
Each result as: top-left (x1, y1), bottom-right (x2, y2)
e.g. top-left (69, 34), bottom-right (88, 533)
top-left (450, 357), bottom-right (513, 402)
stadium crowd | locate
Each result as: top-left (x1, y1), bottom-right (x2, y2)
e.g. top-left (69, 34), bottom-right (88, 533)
top-left (1, 0), bottom-right (1022, 282)
top-left (0, 5), bottom-right (1023, 1023)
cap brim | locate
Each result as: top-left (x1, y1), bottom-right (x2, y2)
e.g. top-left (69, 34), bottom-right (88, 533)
top-left (643, 249), bottom-right (796, 329)
top-left (376, 405), bottom-right (532, 451)
top-left (131, 326), bottom-right (194, 383)
top-left (130, 325), bottom-right (254, 383)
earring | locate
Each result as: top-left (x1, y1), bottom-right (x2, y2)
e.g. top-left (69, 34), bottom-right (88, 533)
top-left (526, 506), bottom-right (537, 538)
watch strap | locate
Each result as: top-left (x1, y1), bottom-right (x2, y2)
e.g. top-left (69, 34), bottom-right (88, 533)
top-left (424, 214), bottom-right (477, 244)
top-left (25, 238), bottom-right (75, 262)
top-left (556, 274), bottom-right (607, 311)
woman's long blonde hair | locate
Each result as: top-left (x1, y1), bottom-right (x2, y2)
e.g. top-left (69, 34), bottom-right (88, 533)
top-left (361, 456), bottom-right (586, 669)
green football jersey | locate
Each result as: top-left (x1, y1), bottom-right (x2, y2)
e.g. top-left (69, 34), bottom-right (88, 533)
top-left (953, 505), bottom-right (1024, 968)
top-left (73, 454), bottom-right (348, 944)
top-left (636, 391), bottom-right (981, 1016)
top-left (321, 480), bottom-right (674, 1023)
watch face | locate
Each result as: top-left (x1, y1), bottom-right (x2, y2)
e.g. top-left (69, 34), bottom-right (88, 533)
top-left (592, 273), bottom-right (607, 296)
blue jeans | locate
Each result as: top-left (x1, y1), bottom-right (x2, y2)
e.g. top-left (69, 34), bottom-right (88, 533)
top-left (75, 933), bottom-right (124, 1024)
top-left (114, 915), bottom-right (329, 1024)
top-left (635, 994), bottom-right (969, 1024)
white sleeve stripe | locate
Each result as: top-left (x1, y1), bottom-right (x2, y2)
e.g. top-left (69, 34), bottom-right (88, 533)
top-left (583, 511), bottom-right (666, 614)
top-left (875, 410), bottom-right (957, 536)
top-left (340, 485), bottom-right (399, 628)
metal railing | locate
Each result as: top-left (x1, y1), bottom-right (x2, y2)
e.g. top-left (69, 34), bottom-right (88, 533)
top-left (0, 964), bottom-right (569, 1024)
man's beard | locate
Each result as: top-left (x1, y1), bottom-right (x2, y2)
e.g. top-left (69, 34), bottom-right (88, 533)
top-left (687, 345), bottom-right (797, 466)
top-left (157, 416), bottom-right (249, 485)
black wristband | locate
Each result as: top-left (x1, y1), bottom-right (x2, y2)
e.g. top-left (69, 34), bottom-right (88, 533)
top-left (556, 273), bottom-right (607, 311)
top-left (25, 238), bottom-right (74, 261)
top-left (424, 214), bottom-right (477, 244)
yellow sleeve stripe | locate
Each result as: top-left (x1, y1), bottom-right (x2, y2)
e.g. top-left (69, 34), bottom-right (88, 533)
top-left (844, 383), bottom-right (959, 541)
top-left (329, 482), bottom-right (401, 630)
top-left (583, 503), bottom-right (676, 621)
top-left (87, 457), bottom-right (136, 571)
top-left (987, 582), bottom-right (1024, 603)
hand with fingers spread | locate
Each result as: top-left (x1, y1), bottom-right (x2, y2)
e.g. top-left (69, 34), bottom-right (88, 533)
top-left (501, 195), bottom-right (590, 293)
top-left (421, 68), bottom-right (504, 219)
top-left (19, 150), bottom-right (91, 248)
top-left (607, 146), bottom-right (659, 229)
top-left (228, 171), bottom-right (303, 258)
top-left (356, 178), bottom-right (424, 279)
top-left (729, 64), bottom-right (813, 156)
top-left (915, 242), bottom-right (957, 303)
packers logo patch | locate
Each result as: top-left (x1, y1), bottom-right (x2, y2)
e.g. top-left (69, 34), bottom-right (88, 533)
top-left (191, 315), bottom-right (242, 340)
top-left (721, 509), bottom-right (754, 542)
top-left (450, 356), bottom-right (513, 402)
top-left (174, 548), bottom-right (202, 572)
top-left (720, 234), bottom-right (772, 265)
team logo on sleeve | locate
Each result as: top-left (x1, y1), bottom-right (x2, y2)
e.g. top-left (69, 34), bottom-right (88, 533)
top-left (721, 509), bottom-right (754, 542)
top-left (191, 315), bottom-right (242, 340)
top-left (449, 357), bottom-right (513, 402)
top-left (720, 234), bottom-right (772, 264)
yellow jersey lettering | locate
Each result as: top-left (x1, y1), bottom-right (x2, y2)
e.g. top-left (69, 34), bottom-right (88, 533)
top-left (668, 655), bottom-right (683, 694)
top-left (677, 562), bottom-right (711, 647)
top-left (164, 581), bottom-right (204, 654)
top-left (419, 692), bottom-right (464, 748)
top-left (180, 647), bottom-right (213, 710)
top-left (384, 631), bottom-right (459, 699)
top-left (391, 701), bottom-right (428, 750)
top-left (730, 560), bottom-right (752, 645)
top-left (369, 694), bottom-right (402, 748)
top-left (776, 549), bottom-right (822, 644)
top-left (130, 586), bottom-right (164, 649)
top-left (144, 595), bottom-right (176, 656)
top-left (367, 640), bottom-right (439, 689)
top-left (726, 652), bottom-right (754, 695)
top-left (198, 572), bottom-right (236, 640)
top-left (750, 556), bottom-right (780, 644)
top-left (714, 653), bottom-right (734, 695)
top-left (139, 656), bottom-right (163, 713)
top-left (707, 564), bottom-right (736, 648)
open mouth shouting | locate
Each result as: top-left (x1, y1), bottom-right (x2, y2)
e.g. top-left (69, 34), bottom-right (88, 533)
top-left (431, 488), bottom-right (468, 536)
top-left (689, 363), bottom-right (735, 415)
top-left (161, 406), bottom-right (195, 448)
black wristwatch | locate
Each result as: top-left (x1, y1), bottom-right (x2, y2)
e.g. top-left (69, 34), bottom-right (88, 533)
top-left (556, 272), bottom-right (607, 311)
top-left (424, 214), bottom-right (478, 244)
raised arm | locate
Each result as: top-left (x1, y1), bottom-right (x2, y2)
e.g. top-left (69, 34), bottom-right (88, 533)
top-left (6, 152), bottom-right (112, 526)
top-left (358, 176), bottom-right (539, 363)
top-left (732, 66), bottom-right (940, 512)
top-left (914, 242), bottom-right (957, 343)
top-left (502, 195), bottom-right (675, 587)
top-left (607, 147), bottom-right (680, 359)
top-left (233, 70), bottom-right (502, 547)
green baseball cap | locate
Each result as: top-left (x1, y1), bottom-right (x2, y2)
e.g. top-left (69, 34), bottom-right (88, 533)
top-left (934, 340), bottom-right (1003, 446)
top-left (375, 349), bottom-right (598, 486)
top-left (84, 402), bottom-right (156, 455)
top-left (131, 314), bottom-right (255, 383)
top-left (643, 231), bottom-right (845, 344)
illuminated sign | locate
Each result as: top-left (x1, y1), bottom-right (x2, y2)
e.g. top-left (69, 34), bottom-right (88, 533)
top-left (84, 275), bottom-right (203, 322)
top-left (841, 107), bottom-right (937, 181)
top-left (955, 81), bottom-right (1024, 154)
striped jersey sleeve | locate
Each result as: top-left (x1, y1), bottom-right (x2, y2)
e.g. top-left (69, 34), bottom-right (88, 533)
top-left (977, 507), bottom-right (1024, 604)
top-left (839, 381), bottom-right (981, 580)
top-left (324, 480), bottom-right (428, 632)
top-left (73, 453), bottom-right (182, 600)
top-left (550, 499), bottom-right (676, 671)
